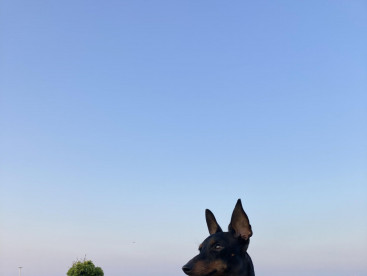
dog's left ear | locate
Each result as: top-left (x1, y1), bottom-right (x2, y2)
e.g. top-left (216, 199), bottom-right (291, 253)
top-left (228, 199), bottom-right (253, 240)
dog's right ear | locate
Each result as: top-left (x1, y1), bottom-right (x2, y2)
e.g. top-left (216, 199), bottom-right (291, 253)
top-left (205, 209), bottom-right (223, 235)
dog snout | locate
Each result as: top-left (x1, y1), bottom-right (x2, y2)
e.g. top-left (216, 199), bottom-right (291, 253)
top-left (182, 263), bottom-right (192, 275)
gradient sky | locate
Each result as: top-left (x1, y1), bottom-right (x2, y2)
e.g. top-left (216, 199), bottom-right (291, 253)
top-left (1, 1), bottom-right (367, 276)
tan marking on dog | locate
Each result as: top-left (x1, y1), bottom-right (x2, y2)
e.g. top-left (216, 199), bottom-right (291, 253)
top-left (191, 259), bottom-right (227, 275)
top-left (209, 239), bottom-right (216, 245)
top-left (208, 259), bottom-right (227, 272)
top-left (190, 260), bottom-right (207, 275)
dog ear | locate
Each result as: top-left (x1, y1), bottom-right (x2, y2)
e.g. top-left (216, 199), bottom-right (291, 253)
top-left (205, 209), bottom-right (223, 235)
top-left (228, 199), bottom-right (253, 240)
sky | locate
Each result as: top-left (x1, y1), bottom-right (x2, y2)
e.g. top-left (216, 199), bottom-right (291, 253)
top-left (0, 1), bottom-right (366, 276)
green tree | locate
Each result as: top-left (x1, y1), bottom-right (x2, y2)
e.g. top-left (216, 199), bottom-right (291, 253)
top-left (67, 259), bottom-right (104, 276)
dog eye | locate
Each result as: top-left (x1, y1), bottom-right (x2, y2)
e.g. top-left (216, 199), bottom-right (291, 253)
top-left (214, 243), bottom-right (223, 250)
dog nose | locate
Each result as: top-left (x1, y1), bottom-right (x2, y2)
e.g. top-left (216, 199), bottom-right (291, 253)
top-left (182, 265), bottom-right (192, 275)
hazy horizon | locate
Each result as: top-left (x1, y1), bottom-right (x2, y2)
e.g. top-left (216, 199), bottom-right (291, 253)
top-left (1, 1), bottom-right (366, 276)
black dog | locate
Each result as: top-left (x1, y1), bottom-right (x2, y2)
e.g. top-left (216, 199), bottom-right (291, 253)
top-left (182, 199), bottom-right (255, 276)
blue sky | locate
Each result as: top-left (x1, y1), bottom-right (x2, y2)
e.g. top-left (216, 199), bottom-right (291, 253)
top-left (0, 1), bottom-right (366, 276)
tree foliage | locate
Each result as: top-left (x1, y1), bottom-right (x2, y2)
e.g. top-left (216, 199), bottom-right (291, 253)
top-left (67, 259), bottom-right (104, 276)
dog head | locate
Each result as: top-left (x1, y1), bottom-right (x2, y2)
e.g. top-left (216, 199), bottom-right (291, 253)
top-left (182, 199), bottom-right (253, 276)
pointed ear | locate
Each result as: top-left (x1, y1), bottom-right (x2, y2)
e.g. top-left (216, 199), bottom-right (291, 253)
top-left (205, 209), bottom-right (223, 235)
top-left (228, 199), bottom-right (253, 240)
